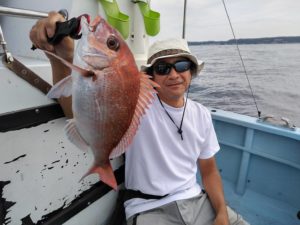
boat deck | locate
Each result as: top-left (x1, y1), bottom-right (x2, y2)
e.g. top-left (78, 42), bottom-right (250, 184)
top-left (223, 179), bottom-right (299, 225)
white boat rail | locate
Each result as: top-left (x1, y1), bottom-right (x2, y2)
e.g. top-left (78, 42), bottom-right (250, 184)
top-left (0, 6), bottom-right (47, 19)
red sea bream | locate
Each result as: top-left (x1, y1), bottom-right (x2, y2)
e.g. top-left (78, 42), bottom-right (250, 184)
top-left (46, 16), bottom-right (157, 190)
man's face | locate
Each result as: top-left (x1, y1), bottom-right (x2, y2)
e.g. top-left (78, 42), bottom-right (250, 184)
top-left (152, 57), bottom-right (192, 107)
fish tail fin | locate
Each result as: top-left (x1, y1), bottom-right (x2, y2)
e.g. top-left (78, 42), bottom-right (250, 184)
top-left (81, 164), bottom-right (118, 190)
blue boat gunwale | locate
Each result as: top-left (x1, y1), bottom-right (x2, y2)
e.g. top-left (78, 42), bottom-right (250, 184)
top-left (210, 108), bottom-right (300, 141)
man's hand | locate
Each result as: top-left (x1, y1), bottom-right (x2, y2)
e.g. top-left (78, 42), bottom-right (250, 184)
top-left (214, 210), bottom-right (230, 225)
top-left (199, 157), bottom-right (230, 225)
top-left (29, 11), bottom-right (74, 118)
top-left (29, 11), bottom-right (74, 62)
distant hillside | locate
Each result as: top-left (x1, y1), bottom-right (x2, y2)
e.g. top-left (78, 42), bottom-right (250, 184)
top-left (188, 36), bottom-right (300, 45)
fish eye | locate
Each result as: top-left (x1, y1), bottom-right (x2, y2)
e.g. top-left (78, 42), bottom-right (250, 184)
top-left (106, 36), bottom-right (120, 51)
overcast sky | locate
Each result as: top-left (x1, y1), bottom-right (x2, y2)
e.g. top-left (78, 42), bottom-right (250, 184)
top-left (150, 0), bottom-right (300, 41)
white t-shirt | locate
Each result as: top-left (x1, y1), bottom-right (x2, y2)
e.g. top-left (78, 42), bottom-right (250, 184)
top-left (125, 95), bottom-right (220, 219)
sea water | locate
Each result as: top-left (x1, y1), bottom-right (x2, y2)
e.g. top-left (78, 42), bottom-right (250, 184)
top-left (189, 43), bottom-right (300, 127)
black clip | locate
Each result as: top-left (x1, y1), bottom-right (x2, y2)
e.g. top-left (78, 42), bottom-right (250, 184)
top-left (47, 17), bottom-right (82, 45)
top-left (31, 13), bottom-right (90, 50)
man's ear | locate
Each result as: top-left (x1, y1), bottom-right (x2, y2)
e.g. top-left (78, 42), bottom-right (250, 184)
top-left (141, 71), bottom-right (154, 80)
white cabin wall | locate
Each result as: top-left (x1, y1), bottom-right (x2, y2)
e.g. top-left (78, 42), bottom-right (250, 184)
top-left (0, 0), bottom-right (150, 69)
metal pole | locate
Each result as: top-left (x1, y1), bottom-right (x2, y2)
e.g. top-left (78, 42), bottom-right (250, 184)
top-left (0, 6), bottom-right (48, 19)
top-left (0, 25), bottom-right (14, 63)
top-left (182, 0), bottom-right (187, 39)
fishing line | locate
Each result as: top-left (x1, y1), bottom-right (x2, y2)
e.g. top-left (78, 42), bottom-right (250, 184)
top-left (221, 0), bottom-right (261, 118)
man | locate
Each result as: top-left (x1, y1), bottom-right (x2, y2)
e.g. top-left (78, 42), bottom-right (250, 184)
top-left (123, 39), bottom-right (248, 225)
top-left (30, 12), bottom-right (249, 225)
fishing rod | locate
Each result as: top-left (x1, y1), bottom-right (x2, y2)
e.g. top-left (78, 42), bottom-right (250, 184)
top-left (182, 0), bottom-right (187, 39)
top-left (221, 0), bottom-right (261, 118)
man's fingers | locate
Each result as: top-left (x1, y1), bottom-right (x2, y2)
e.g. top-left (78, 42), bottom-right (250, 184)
top-left (46, 11), bottom-right (65, 38)
top-left (36, 23), bottom-right (52, 51)
top-left (29, 24), bottom-right (42, 49)
top-left (29, 11), bottom-right (66, 51)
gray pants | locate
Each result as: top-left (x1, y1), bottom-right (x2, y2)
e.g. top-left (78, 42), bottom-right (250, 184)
top-left (127, 193), bottom-right (249, 225)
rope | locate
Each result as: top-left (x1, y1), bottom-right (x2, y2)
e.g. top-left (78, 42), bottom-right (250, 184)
top-left (221, 0), bottom-right (261, 118)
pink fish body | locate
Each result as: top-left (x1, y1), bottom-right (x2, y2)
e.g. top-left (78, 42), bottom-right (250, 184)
top-left (47, 16), bottom-right (157, 189)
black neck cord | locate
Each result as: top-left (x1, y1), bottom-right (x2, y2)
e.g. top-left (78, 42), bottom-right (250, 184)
top-left (157, 85), bottom-right (190, 141)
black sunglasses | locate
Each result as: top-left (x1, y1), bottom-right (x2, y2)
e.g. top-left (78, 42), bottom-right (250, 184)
top-left (152, 60), bottom-right (192, 76)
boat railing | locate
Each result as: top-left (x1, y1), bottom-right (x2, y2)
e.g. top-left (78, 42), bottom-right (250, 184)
top-left (0, 6), bottom-right (47, 19)
top-left (0, 6), bottom-right (49, 63)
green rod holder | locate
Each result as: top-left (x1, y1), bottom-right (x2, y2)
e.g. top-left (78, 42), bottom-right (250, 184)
top-left (134, 0), bottom-right (160, 36)
top-left (99, 0), bottom-right (130, 39)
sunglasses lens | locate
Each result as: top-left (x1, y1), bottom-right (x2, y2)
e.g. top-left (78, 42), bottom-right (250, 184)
top-left (174, 61), bottom-right (191, 72)
top-left (153, 63), bottom-right (171, 75)
top-left (153, 60), bottom-right (192, 75)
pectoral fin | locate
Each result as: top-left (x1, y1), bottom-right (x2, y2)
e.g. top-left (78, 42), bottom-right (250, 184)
top-left (47, 75), bottom-right (73, 98)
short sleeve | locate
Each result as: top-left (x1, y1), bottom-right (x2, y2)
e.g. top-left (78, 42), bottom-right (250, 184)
top-left (198, 111), bottom-right (220, 159)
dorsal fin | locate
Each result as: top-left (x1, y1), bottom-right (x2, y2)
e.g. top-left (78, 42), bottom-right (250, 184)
top-left (109, 73), bottom-right (159, 158)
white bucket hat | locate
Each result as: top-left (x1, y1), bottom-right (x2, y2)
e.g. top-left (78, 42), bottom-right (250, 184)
top-left (141, 38), bottom-right (204, 77)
